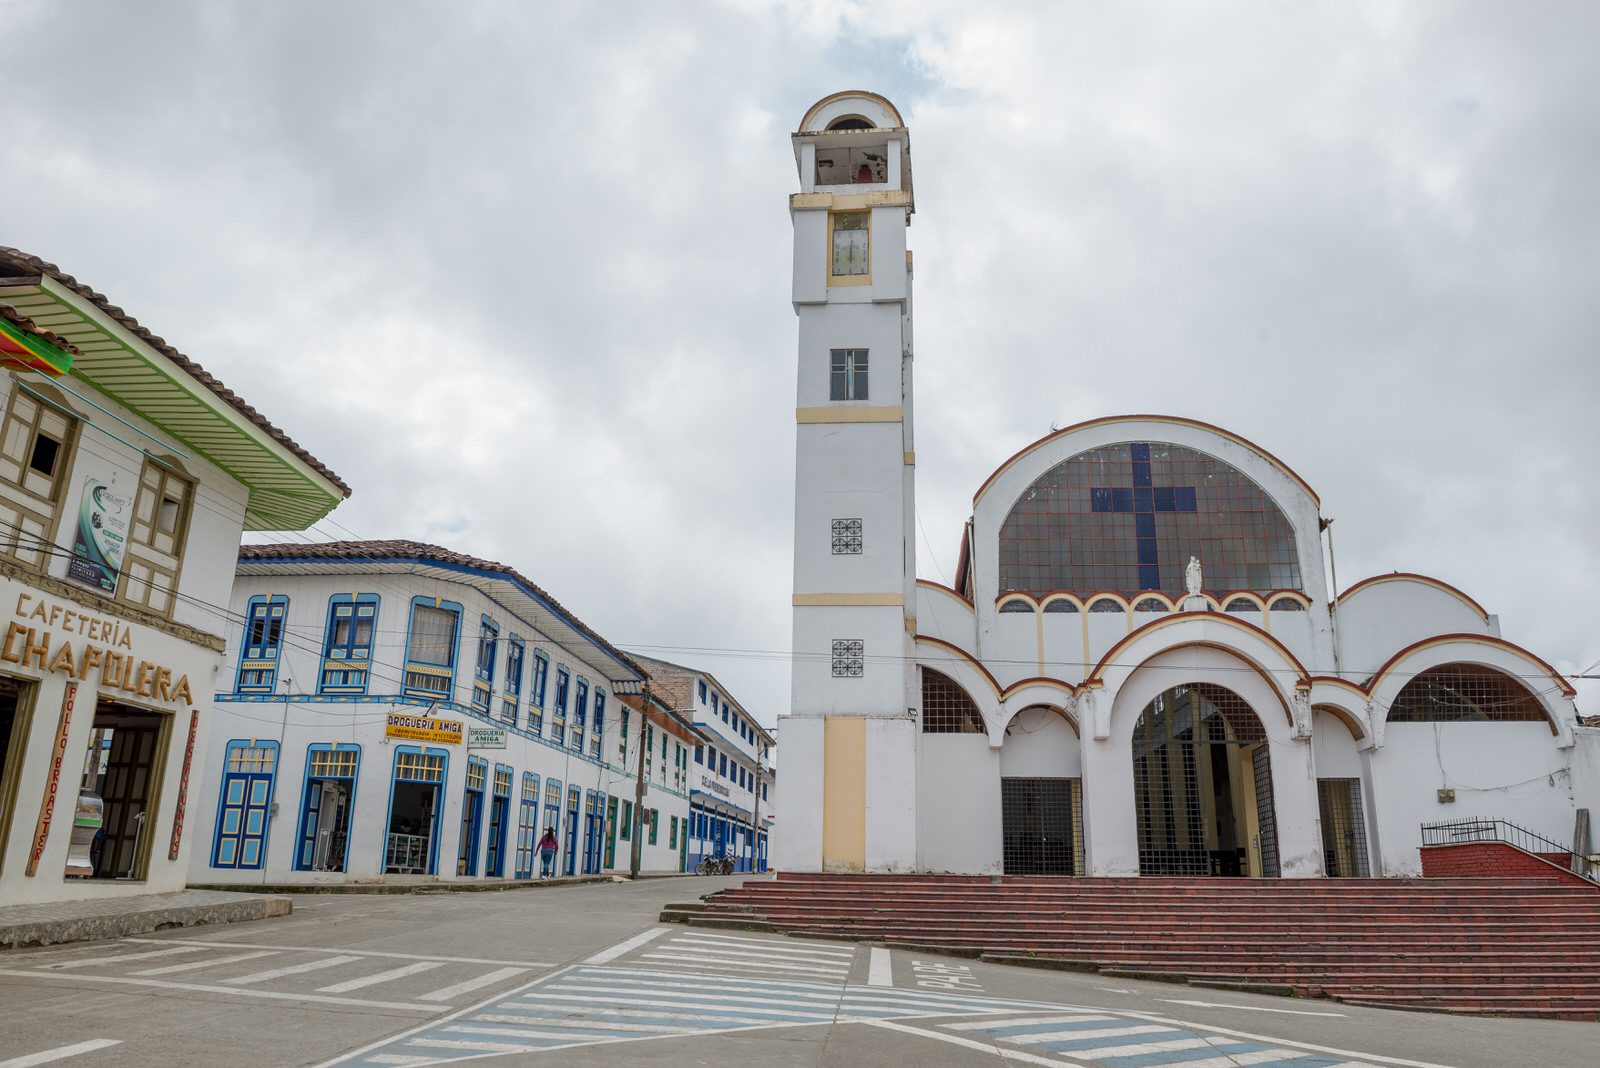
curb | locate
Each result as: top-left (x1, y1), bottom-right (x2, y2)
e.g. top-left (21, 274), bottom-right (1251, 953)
top-left (1, 896), bottom-right (291, 950)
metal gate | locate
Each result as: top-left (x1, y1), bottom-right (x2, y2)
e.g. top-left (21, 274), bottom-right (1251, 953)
top-left (1317, 777), bottom-right (1369, 876)
top-left (1001, 777), bottom-right (1084, 874)
top-left (1133, 684), bottom-right (1278, 877)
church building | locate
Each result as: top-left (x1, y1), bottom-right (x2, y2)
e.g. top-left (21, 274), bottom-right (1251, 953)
top-left (775, 92), bottom-right (1592, 879)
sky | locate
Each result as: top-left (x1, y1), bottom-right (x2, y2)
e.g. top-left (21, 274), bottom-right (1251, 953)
top-left (3, 0), bottom-right (1596, 730)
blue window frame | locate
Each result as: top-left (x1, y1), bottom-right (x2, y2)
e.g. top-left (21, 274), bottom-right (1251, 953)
top-left (722, 703), bottom-right (729, 723)
top-left (472, 615), bottom-right (499, 713)
top-left (236, 595), bottom-right (288, 693)
top-left (590, 690), bottom-right (605, 759)
top-left (571, 677), bottom-right (588, 751)
top-left (503, 637), bottom-right (524, 724)
top-left (698, 680), bottom-right (707, 703)
top-left (403, 597), bottom-right (462, 701)
top-left (485, 764), bottom-right (513, 878)
top-left (514, 771), bottom-right (541, 878)
top-left (319, 594), bottom-right (378, 695)
top-left (295, 744), bottom-right (360, 871)
top-left (719, 753), bottom-right (727, 777)
top-left (212, 740), bottom-right (279, 869)
top-left (529, 651), bottom-right (549, 736)
top-left (552, 666), bottom-right (569, 745)
top-left (458, 756), bottom-right (488, 877)
top-left (695, 745), bottom-right (704, 765)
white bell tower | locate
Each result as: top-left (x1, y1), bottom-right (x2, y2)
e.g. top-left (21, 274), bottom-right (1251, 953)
top-left (777, 91), bottom-right (918, 873)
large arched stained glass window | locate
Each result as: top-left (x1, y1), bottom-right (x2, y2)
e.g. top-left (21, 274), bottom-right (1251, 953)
top-left (1388, 663), bottom-right (1547, 723)
top-left (998, 442), bottom-right (1302, 599)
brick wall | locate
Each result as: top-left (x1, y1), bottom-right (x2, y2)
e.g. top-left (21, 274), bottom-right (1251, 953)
top-left (1420, 842), bottom-right (1598, 889)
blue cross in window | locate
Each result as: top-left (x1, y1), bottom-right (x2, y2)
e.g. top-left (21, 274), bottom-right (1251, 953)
top-left (1090, 443), bottom-right (1197, 591)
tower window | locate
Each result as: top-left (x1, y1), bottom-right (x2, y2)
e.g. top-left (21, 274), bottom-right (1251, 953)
top-left (832, 518), bottom-right (863, 554)
top-left (831, 639), bottom-right (864, 678)
top-left (826, 116), bottom-right (874, 131)
top-left (830, 212), bottom-right (870, 277)
top-left (830, 349), bottom-right (868, 400)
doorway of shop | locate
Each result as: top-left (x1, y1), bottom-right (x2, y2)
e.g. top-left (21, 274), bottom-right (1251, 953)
top-left (80, 701), bottom-right (169, 879)
top-left (386, 749), bottom-right (444, 874)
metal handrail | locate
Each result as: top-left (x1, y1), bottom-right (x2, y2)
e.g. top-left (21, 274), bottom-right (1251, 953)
top-left (1420, 817), bottom-right (1598, 883)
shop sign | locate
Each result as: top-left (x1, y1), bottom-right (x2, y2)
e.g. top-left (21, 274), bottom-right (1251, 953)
top-left (4, 593), bottom-right (194, 706)
top-left (385, 711), bottom-right (463, 745)
top-left (467, 727), bottom-right (507, 749)
top-left (700, 774), bottom-right (730, 798)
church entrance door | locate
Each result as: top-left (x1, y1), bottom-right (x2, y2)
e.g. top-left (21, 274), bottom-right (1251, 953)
top-left (1132, 683), bottom-right (1280, 877)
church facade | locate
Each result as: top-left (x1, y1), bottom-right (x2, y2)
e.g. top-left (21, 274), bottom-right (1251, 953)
top-left (775, 92), bottom-right (1593, 879)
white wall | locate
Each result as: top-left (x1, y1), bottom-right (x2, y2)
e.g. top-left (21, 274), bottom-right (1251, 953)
top-left (917, 732), bottom-right (1000, 874)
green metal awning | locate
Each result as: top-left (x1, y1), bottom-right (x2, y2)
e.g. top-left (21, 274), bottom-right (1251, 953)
top-left (0, 271), bottom-right (347, 531)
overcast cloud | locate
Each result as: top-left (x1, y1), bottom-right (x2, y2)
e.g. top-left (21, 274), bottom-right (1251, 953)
top-left (3, 0), bottom-right (1596, 727)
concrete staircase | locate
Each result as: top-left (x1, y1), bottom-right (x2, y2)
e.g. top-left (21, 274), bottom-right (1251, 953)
top-left (667, 873), bottom-right (1600, 1019)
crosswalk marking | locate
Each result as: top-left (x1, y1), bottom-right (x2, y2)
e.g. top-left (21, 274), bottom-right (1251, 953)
top-left (948, 1013), bottom-right (1120, 1031)
top-left (943, 1013), bottom-right (1378, 1067)
top-left (584, 926), bottom-right (667, 964)
top-left (40, 945), bottom-right (208, 970)
top-left (1009, 1023), bottom-right (1176, 1044)
top-left (0, 1040), bottom-right (122, 1068)
top-left (318, 961), bottom-right (446, 993)
top-left (224, 955), bottom-right (362, 986)
top-left (639, 951), bottom-right (846, 976)
top-left (868, 947), bottom-right (892, 986)
top-left (417, 966), bottom-right (527, 1002)
top-left (121, 937), bottom-right (549, 968)
top-left (134, 950), bottom-right (281, 976)
top-left (662, 941), bottom-right (853, 964)
top-left (670, 933), bottom-right (853, 957)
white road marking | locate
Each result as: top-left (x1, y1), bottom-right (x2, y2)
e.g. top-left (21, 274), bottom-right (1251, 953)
top-left (318, 961), bottom-right (446, 993)
top-left (0, 968), bottom-right (448, 1012)
top-left (224, 955), bottom-right (362, 985)
top-left (474, 1013), bottom-right (703, 1034)
top-left (584, 926), bottom-right (667, 964)
top-left (133, 950), bottom-right (280, 976)
top-left (638, 951), bottom-right (846, 975)
top-left (1009, 1023), bottom-right (1172, 1045)
top-left (1161, 997), bottom-right (1347, 1017)
top-left (948, 1014), bottom-right (1119, 1031)
top-left (1097, 987), bottom-right (1134, 993)
top-left (858, 1018), bottom-right (1065, 1067)
top-left (0, 1040), bottom-right (122, 1068)
top-left (121, 937), bottom-right (549, 968)
top-left (40, 945), bottom-right (208, 969)
top-left (661, 941), bottom-right (852, 964)
top-left (418, 966), bottom-right (528, 1002)
top-left (867, 947), bottom-right (892, 987)
top-left (671, 934), bottom-right (853, 957)
top-left (1053, 1036), bottom-right (1216, 1057)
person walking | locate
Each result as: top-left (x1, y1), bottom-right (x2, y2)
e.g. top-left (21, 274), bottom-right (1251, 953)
top-left (537, 827), bottom-right (560, 878)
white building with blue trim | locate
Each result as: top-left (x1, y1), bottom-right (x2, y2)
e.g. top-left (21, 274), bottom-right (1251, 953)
top-left (192, 541), bottom-right (691, 885)
top-left (630, 654), bottom-right (774, 873)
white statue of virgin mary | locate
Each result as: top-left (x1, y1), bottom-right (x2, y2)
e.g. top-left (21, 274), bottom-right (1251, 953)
top-left (1185, 556), bottom-right (1203, 598)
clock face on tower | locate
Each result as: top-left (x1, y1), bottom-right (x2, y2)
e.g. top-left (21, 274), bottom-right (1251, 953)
top-left (831, 212), bottom-right (869, 276)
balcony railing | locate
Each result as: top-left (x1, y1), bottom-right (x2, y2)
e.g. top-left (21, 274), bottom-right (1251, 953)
top-left (1421, 816), bottom-right (1597, 883)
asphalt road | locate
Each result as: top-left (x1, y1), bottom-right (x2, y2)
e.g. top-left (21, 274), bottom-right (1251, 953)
top-left (0, 876), bottom-right (1591, 1068)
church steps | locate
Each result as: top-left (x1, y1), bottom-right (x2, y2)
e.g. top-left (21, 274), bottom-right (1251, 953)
top-left (700, 875), bottom-right (1600, 1018)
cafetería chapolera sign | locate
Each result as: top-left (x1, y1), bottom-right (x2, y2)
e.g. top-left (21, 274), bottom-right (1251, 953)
top-left (385, 711), bottom-right (464, 746)
top-left (4, 592), bottom-right (194, 706)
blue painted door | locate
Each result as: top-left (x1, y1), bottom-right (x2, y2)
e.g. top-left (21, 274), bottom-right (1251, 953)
top-left (458, 790), bottom-right (483, 876)
top-left (213, 773), bottom-right (273, 869)
top-left (485, 795), bottom-right (508, 877)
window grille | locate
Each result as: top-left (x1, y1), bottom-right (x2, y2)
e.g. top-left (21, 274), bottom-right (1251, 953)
top-left (831, 639), bottom-right (864, 677)
top-left (466, 761), bottom-right (486, 791)
top-left (494, 767), bottom-right (513, 796)
top-left (831, 518), bottom-right (863, 554)
top-left (227, 746), bottom-right (276, 773)
top-left (1043, 600), bottom-right (1079, 613)
top-left (1387, 663), bottom-right (1547, 723)
top-left (1225, 598), bottom-right (1259, 613)
top-left (1317, 778), bottom-right (1370, 877)
top-left (1269, 598), bottom-right (1307, 612)
top-left (1134, 598), bottom-right (1168, 613)
top-left (1088, 599), bottom-right (1123, 613)
top-left (999, 600), bottom-right (1032, 613)
top-left (829, 348), bottom-right (869, 399)
top-left (1001, 777), bottom-right (1084, 875)
top-left (522, 772), bottom-right (539, 803)
top-left (395, 752), bottom-right (444, 783)
top-left (309, 749), bottom-right (358, 777)
top-left (921, 668), bottom-right (985, 734)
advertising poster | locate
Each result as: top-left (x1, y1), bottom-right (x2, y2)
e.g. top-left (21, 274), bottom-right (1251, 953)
top-left (67, 477), bottom-right (131, 593)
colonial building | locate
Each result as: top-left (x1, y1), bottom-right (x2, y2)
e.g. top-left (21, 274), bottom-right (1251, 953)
top-left (193, 541), bottom-right (689, 884)
top-left (0, 247), bottom-right (347, 905)
top-left (630, 655), bottom-right (775, 873)
top-left (775, 94), bottom-right (1591, 879)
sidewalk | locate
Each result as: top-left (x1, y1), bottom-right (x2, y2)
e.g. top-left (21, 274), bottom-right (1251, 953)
top-left (0, 888), bottom-right (291, 949)
top-left (188, 869), bottom-right (697, 895)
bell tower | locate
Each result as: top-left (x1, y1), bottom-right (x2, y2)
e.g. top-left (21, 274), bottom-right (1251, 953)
top-left (777, 91), bottom-right (918, 872)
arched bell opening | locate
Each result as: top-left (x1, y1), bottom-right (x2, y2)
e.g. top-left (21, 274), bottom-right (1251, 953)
top-left (1132, 683), bottom-right (1280, 877)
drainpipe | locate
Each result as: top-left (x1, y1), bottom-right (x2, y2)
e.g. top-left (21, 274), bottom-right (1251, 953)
top-left (1322, 518), bottom-right (1342, 677)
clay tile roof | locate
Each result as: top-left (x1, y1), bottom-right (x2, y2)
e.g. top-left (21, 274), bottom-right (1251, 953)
top-left (238, 539), bottom-right (641, 679)
top-left (0, 246), bottom-right (349, 499)
top-left (0, 303), bottom-right (84, 357)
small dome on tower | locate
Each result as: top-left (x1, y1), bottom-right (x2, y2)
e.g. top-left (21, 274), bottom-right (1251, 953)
top-left (798, 91), bottom-right (904, 133)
